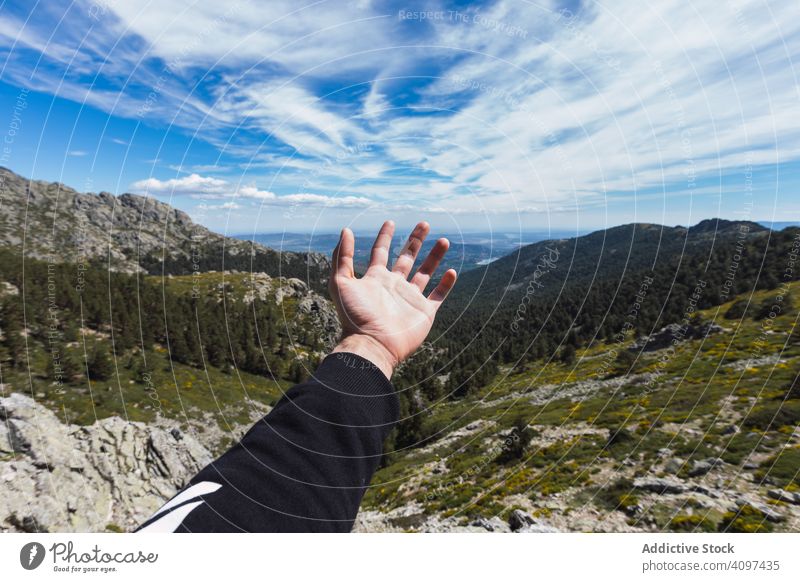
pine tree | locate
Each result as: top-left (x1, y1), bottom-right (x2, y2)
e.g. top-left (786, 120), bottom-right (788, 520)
top-left (87, 346), bottom-right (113, 381)
top-left (0, 300), bottom-right (25, 368)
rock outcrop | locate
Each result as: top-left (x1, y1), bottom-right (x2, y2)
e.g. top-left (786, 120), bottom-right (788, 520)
top-left (0, 393), bottom-right (212, 532)
top-left (630, 322), bottom-right (724, 352)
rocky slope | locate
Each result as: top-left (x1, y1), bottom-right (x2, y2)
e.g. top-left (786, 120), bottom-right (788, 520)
top-left (0, 392), bottom-right (212, 532)
top-left (358, 283), bottom-right (800, 533)
top-left (0, 167), bottom-right (328, 283)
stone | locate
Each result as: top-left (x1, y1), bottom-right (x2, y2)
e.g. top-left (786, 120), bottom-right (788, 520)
top-left (624, 503), bottom-right (644, 517)
top-left (689, 485), bottom-right (718, 498)
top-left (689, 457), bottom-right (725, 477)
top-left (748, 502), bottom-right (785, 523)
top-left (517, 523), bottom-right (562, 533)
top-left (508, 509), bottom-right (536, 531)
top-left (472, 517), bottom-right (510, 532)
top-left (767, 489), bottom-right (800, 505)
top-left (664, 457), bottom-right (684, 474)
top-left (633, 477), bottom-right (686, 495)
top-left (0, 393), bottom-right (212, 533)
top-left (688, 460), bottom-right (714, 477)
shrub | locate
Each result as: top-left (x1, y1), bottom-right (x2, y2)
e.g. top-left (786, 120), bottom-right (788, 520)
top-left (87, 347), bottom-right (113, 381)
top-left (669, 513), bottom-right (717, 532)
top-left (606, 426), bottom-right (635, 447)
top-left (718, 505), bottom-right (773, 533)
top-left (496, 418), bottom-right (535, 464)
top-left (756, 448), bottom-right (800, 488)
top-left (724, 299), bottom-right (749, 320)
top-left (742, 401), bottom-right (800, 431)
top-left (595, 477), bottom-right (638, 512)
top-left (753, 294), bottom-right (792, 320)
top-left (613, 350), bottom-right (638, 376)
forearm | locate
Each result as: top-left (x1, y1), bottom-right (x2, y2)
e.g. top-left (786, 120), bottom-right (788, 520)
top-left (136, 351), bottom-right (399, 532)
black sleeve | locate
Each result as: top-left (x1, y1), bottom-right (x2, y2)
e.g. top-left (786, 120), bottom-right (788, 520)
top-left (135, 352), bottom-right (399, 532)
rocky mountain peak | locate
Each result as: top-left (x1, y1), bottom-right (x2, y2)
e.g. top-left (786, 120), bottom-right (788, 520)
top-left (0, 167), bottom-right (329, 286)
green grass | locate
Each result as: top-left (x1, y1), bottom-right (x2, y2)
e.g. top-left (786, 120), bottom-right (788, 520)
top-left (2, 339), bottom-right (288, 429)
top-left (756, 447), bottom-right (800, 488)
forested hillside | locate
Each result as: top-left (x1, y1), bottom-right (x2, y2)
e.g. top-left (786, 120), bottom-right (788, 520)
top-left (0, 249), bottom-right (336, 444)
top-left (420, 223), bottom-right (799, 400)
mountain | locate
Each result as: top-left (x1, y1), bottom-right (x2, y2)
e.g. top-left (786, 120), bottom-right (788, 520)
top-left (447, 219), bottom-right (769, 303)
top-left (0, 167), bottom-right (329, 288)
top-left (1, 167), bottom-right (798, 533)
top-left (424, 217), bottom-right (791, 395)
top-left (393, 221), bottom-right (800, 450)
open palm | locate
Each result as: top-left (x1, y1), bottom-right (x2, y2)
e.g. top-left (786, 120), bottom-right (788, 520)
top-left (329, 221), bottom-right (457, 375)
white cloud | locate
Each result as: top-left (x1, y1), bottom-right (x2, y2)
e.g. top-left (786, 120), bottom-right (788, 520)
top-left (198, 201), bottom-right (241, 211)
top-left (237, 185), bottom-right (276, 200)
top-left (168, 164), bottom-right (232, 173)
top-left (130, 174), bottom-right (371, 208)
top-left (281, 192), bottom-right (373, 207)
top-left (131, 174), bottom-right (230, 196)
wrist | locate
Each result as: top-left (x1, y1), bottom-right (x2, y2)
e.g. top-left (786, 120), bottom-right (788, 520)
top-left (331, 334), bottom-right (397, 380)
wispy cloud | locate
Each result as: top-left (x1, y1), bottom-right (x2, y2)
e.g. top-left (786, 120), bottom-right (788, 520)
top-left (2, 0), bottom-right (799, 227)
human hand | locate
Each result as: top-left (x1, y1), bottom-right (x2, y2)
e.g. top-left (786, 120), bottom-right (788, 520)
top-left (329, 220), bottom-right (457, 379)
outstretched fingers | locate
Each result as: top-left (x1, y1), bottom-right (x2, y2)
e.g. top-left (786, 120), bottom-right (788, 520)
top-left (411, 238), bottom-right (450, 291)
top-left (428, 268), bottom-right (457, 307)
top-left (332, 227), bottom-right (355, 278)
top-left (392, 221), bottom-right (430, 278)
top-left (369, 220), bottom-right (395, 269)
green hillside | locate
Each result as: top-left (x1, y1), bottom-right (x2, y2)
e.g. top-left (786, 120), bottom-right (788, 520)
top-left (361, 282), bottom-right (800, 531)
top-left (0, 251), bottom-right (333, 454)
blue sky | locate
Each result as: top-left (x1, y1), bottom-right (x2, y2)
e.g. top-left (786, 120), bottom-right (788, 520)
top-left (0, 0), bottom-right (798, 236)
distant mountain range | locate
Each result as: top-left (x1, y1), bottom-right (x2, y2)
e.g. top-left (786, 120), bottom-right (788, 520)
top-left (234, 231), bottom-right (578, 274)
top-left (236, 220), bottom-right (794, 274)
